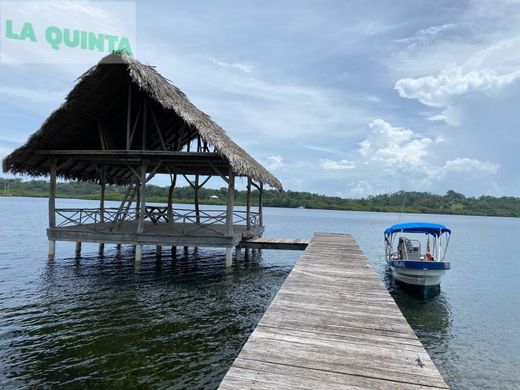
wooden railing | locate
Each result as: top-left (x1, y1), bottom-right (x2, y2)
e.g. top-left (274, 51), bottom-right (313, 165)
top-left (54, 207), bottom-right (260, 235)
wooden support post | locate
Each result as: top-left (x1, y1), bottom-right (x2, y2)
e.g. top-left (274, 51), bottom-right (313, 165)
top-left (194, 174), bottom-right (200, 224)
top-left (99, 168), bottom-right (106, 253)
top-left (225, 247), bottom-right (233, 267)
top-left (137, 163), bottom-right (146, 233)
top-left (246, 177), bottom-right (251, 230)
top-left (48, 159), bottom-right (57, 258)
top-left (235, 246), bottom-right (241, 262)
top-left (135, 186), bottom-right (140, 219)
top-left (171, 246), bottom-right (177, 258)
top-left (75, 242), bottom-right (82, 256)
top-left (167, 174), bottom-right (176, 223)
top-left (142, 97), bottom-right (147, 150)
top-left (135, 244), bottom-right (142, 262)
top-left (226, 168), bottom-right (235, 236)
top-left (156, 245), bottom-right (162, 258)
top-left (136, 162), bottom-right (146, 263)
top-left (259, 183), bottom-right (264, 227)
top-left (126, 83), bottom-right (132, 150)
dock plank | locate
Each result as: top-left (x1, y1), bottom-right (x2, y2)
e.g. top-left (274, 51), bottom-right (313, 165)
top-left (219, 233), bottom-right (448, 389)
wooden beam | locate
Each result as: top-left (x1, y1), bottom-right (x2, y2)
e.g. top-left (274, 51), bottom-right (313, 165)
top-left (49, 159), bottom-right (57, 228)
top-left (142, 97), bottom-right (147, 150)
top-left (226, 168), bottom-right (235, 236)
top-left (167, 173), bottom-right (176, 223)
top-left (149, 101), bottom-right (167, 151)
top-left (97, 121), bottom-right (107, 150)
top-left (128, 101), bottom-right (142, 148)
top-left (194, 175), bottom-right (200, 224)
top-left (100, 167), bottom-right (106, 223)
top-left (209, 161), bottom-right (229, 184)
top-left (126, 83), bottom-right (132, 150)
top-left (246, 177), bottom-right (251, 230)
top-left (137, 162), bottom-right (147, 234)
top-left (259, 182), bottom-right (264, 226)
top-left (145, 161), bottom-right (162, 183)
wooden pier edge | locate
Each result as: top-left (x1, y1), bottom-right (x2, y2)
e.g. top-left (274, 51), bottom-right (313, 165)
top-left (219, 232), bottom-right (449, 389)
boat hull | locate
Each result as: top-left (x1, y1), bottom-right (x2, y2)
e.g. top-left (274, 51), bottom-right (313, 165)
top-left (387, 260), bottom-right (450, 287)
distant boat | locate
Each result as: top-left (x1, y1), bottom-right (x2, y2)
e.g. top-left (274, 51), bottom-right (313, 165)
top-left (384, 222), bottom-right (451, 288)
top-left (297, 205), bottom-right (305, 209)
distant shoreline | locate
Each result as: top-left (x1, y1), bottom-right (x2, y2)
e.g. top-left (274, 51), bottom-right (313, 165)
top-left (2, 179), bottom-right (519, 218)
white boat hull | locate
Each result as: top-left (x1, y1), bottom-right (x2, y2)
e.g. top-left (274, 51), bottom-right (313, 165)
top-left (390, 266), bottom-right (446, 287)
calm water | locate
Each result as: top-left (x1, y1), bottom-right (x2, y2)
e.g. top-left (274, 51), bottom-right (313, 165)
top-left (0, 197), bottom-right (519, 389)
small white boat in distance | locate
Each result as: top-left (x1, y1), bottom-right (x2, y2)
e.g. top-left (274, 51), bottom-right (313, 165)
top-left (384, 222), bottom-right (451, 288)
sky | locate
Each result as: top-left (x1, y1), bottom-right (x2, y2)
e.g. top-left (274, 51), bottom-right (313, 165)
top-left (1, 0), bottom-right (520, 197)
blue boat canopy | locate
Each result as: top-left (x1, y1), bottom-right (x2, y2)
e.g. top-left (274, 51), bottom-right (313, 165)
top-left (384, 222), bottom-right (451, 237)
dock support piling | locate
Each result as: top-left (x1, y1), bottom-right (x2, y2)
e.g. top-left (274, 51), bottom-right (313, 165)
top-left (235, 246), bottom-right (241, 262)
top-left (225, 247), bottom-right (233, 267)
top-left (48, 240), bottom-right (56, 258)
top-left (171, 246), bottom-right (176, 258)
top-left (75, 242), bottom-right (81, 256)
top-left (135, 244), bottom-right (142, 262)
top-left (156, 245), bottom-right (162, 258)
top-left (48, 159), bottom-right (57, 258)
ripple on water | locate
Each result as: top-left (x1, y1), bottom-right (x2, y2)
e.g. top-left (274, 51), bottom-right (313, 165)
top-left (0, 247), bottom-right (293, 389)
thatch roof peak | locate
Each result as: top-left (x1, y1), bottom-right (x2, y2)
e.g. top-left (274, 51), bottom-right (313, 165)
top-left (3, 52), bottom-right (283, 190)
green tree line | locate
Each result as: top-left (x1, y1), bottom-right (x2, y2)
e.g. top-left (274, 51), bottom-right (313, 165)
top-left (1, 178), bottom-right (519, 217)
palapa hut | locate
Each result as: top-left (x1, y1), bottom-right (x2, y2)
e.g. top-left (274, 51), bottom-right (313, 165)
top-left (3, 52), bottom-right (282, 265)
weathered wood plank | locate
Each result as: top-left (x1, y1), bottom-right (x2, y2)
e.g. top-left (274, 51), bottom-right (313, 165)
top-left (219, 233), bottom-right (448, 389)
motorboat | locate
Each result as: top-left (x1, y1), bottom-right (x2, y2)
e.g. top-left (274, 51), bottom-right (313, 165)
top-left (384, 222), bottom-right (451, 288)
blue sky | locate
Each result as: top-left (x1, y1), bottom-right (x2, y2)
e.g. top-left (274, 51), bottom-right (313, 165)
top-left (2, 0), bottom-right (520, 197)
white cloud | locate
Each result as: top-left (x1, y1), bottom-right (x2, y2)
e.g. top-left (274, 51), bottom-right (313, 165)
top-left (395, 37), bottom-right (520, 108)
top-left (395, 23), bottom-right (456, 47)
top-left (265, 155), bottom-right (284, 170)
top-left (209, 57), bottom-right (254, 74)
top-left (359, 119), bottom-right (433, 170)
top-left (395, 67), bottom-right (520, 107)
top-left (440, 158), bottom-right (499, 176)
top-left (320, 159), bottom-right (356, 170)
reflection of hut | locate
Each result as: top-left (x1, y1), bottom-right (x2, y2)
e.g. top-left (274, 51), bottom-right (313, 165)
top-left (2, 53), bottom-right (282, 266)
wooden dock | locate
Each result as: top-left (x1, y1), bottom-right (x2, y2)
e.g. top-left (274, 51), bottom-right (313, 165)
top-left (240, 237), bottom-right (310, 251)
top-left (219, 233), bottom-right (448, 389)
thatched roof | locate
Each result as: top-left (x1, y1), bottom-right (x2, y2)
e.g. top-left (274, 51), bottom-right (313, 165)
top-left (2, 52), bottom-right (282, 190)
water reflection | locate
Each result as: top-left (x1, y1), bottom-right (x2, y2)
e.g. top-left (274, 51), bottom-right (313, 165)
top-left (383, 267), bottom-right (459, 383)
top-left (1, 246), bottom-right (290, 389)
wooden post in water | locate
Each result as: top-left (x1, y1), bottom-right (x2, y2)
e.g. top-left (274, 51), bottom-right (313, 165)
top-left (167, 173), bottom-right (176, 257)
top-left (225, 247), bottom-right (233, 267)
top-left (156, 245), bottom-right (162, 258)
top-left (135, 162), bottom-right (147, 262)
top-left (48, 159), bottom-right (57, 258)
top-left (99, 169), bottom-right (106, 253)
top-left (225, 168), bottom-right (235, 267)
top-left (75, 242), bottom-right (82, 256)
top-left (226, 168), bottom-right (235, 236)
